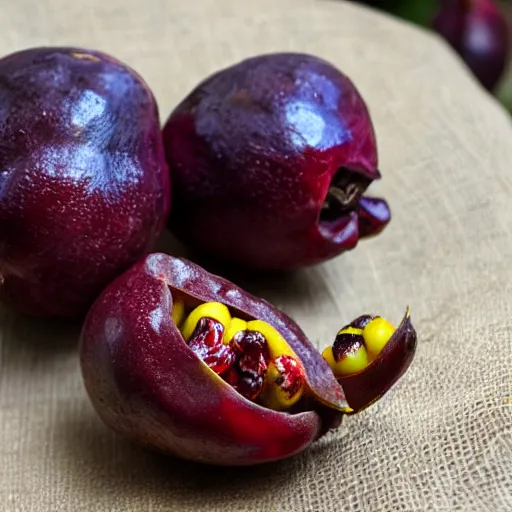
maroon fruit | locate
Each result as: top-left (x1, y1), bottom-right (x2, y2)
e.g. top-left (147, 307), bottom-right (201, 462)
top-left (79, 253), bottom-right (417, 466)
top-left (433, 0), bottom-right (509, 91)
top-left (0, 47), bottom-right (170, 317)
top-left (162, 53), bottom-right (390, 271)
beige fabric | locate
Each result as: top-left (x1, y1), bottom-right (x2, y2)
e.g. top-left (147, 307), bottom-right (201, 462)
top-left (1, 0), bottom-right (512, 510)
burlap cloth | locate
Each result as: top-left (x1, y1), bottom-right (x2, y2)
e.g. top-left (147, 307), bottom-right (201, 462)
top-left (1, 0), bottom-right (511, 510)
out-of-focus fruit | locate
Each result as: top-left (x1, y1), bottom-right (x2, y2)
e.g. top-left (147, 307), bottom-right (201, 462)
top-left (433, 0), bottom-right (510, 91)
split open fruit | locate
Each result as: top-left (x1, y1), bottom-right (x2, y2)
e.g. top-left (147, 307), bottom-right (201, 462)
top-left (79, 253), bottom-right (417, 466)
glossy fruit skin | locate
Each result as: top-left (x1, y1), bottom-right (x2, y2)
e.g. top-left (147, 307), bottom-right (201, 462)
top-left (79, 253), bottom-right (417, 466)
top-left (0, 47), bottom-right (170, 317)
top-left (162, 53), bottom-right (390, 270)
top-left (433, 0), bottom-right (509, 92)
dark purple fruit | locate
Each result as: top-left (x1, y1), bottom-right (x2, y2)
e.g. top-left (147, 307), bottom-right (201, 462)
top-left (162, 53), bottom-right (390, 271)
top-left (79, 253), bottom-right (417, 466)
top-left (433, 0), bottom-right (510, 91)
top-left (0, 47), bottom-right (170, 317)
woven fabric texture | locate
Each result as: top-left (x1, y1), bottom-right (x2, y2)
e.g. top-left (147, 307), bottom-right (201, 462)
top-left (1, 0), bottom-right (511, 510)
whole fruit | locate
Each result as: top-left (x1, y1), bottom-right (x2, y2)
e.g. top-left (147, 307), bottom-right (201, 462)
top-left (0, 47), bottom-right (170, 317)
top-left (163, 53), bottom-right (390, 271)
top-left (79, 253), bottom-right (417, 466)
top-left (433, 0), bottom-right (509, 91)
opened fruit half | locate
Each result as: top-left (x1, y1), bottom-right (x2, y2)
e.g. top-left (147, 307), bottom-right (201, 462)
top-left (79, 253), bottom-right (417, 466)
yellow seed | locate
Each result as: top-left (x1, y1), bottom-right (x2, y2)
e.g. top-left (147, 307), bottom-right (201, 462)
top-left (337, 326), bottom-right (363, 336)
top-left (223, 317), bottom-right (248, 345)
top-left (362, 317), bottom-right (396, 361)
top-left (171, 299), bottom-right (185, 328)
top-left (321, 345), bottom-right (369, 378)
top-left (259, 358), bottom-right (304, 411)
top-left (322, 346), bottom-right (337, 369)
top-left (246, 320), bottom-right (297, 359)
top-left (181, 302), bottom-right (231, 341)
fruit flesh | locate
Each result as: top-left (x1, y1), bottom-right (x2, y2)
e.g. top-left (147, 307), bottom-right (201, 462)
top-left (177, 300), bottom-right (305, 409)
top-left (0, 48), bottom-right (170, 317)
top-left (322, 316), bottom-right (397, 378)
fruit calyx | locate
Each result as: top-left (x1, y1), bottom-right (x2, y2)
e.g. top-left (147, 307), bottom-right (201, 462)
top-left (321, 167), bottom-right (375, 222)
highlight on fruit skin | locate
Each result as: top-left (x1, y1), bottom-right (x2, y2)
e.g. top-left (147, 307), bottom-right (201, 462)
top-left (162, 52), bottom-right (391, 271)
top-left (79, 253), bottom-right (417, 466)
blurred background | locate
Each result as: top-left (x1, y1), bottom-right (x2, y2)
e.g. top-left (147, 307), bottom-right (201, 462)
top-left (352, 0), bottom-right (512, 114)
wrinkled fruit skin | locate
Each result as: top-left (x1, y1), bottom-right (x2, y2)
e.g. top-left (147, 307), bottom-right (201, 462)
top-left (0, 47), bottom-right (170, 317)
top-left (79, 253), bottom-right (417, 466)
top-left (433, 0), bottom-right (509, 92)
top-left (163, 53), bottom-right (390, 270)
